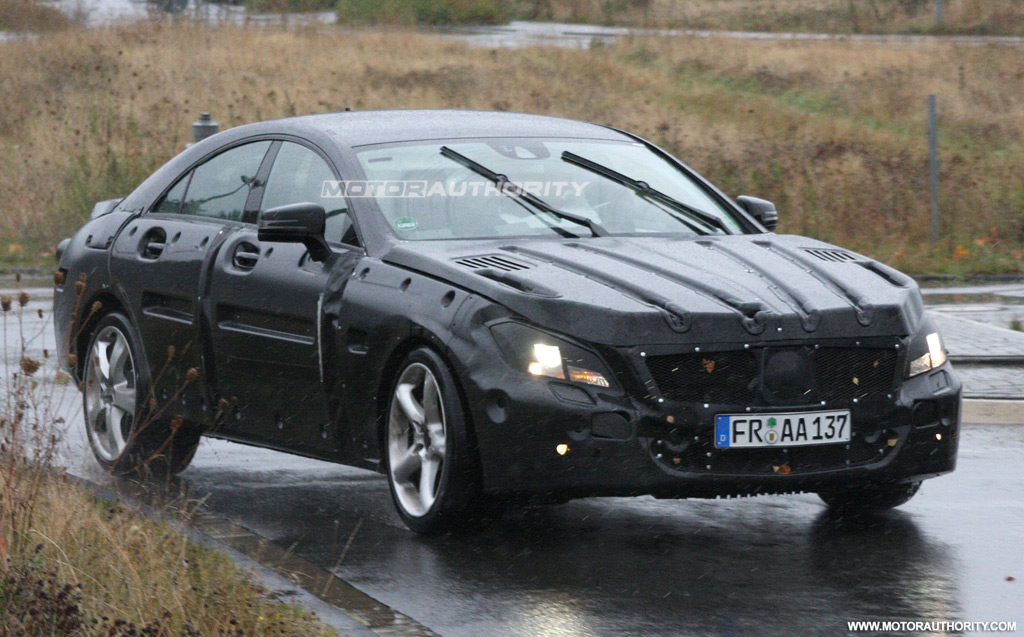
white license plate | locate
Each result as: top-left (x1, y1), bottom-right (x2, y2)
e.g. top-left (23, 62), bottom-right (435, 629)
top-left (714, 410), bottom-right (851, 449)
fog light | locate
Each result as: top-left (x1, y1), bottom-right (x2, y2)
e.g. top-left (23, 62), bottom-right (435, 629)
top-left (935, 433), bottom-right (943, 441)
top-left (913, 401), bottom-right (939, 428)
top-left (556, 444), bottom-right (569, 456)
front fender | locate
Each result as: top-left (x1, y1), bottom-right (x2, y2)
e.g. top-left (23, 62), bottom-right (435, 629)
top-left (328, 259), bottom-right (499, 465)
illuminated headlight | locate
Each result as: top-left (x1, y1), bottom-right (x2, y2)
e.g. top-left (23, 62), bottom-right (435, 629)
top-left (491, 322), bottom-right (615, 389)
top-left (526, 343), bottom-right (611, 387)
top-left (908, 333), bottom-right (947, 377)
top-left (906, 318), bottom-right (948, 378)
top-left (529, 344), bottom-right (565, 379)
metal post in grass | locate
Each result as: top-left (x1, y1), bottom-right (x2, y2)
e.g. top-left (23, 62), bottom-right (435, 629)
top-left (935, 0), bottom-right (944, 26)
top-left (192, 112), bottom-right (219, 144)
top-left (928, 95), bottom-right (940, 243)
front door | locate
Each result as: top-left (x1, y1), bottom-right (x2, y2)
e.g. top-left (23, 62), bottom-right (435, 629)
top-left (205, 141), bottom-right (357, 454)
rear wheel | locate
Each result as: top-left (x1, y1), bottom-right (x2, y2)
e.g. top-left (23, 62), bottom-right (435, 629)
top-left (384, 348), bottom-right (480, 533)
top-left (83, 312), bottom-right (199, 478)
top-left (818, 482), bottom-right (921, 512)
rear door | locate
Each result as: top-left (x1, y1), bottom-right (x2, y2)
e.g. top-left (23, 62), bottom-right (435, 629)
top-left (204, 140), bottom-right (360, 454)
top-left (110, 141), bottom-right (272, 425)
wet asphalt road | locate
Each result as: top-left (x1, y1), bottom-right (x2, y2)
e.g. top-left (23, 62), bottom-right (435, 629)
top-left (4, 286), bottom-right (1024, 635)
top-left (158, 428), bottom-right (1024, 636)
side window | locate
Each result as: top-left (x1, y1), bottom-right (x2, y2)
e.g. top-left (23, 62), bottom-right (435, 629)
top-left (261, 142), bottom-right (357, 246)
top-left (179, 141), bottom-right (271, 222)
top-left (152, 173), bottom-right (190, 214)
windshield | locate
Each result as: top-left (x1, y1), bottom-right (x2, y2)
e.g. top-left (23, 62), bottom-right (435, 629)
top-left (350, 139), bottom-right (744, 240)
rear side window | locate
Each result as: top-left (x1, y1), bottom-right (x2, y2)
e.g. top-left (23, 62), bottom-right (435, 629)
top-left (152, 174), bottom-right (190, 215)
top-left (177, 141), bottom-right (271, 222)
top-left (261, 142), bottom-right (356, 245)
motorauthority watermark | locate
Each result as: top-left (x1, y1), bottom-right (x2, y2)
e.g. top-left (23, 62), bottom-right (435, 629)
top-left (321, 180), bottom-right (590, 199)
top-left (848, 620), bottom-right (1017, 633)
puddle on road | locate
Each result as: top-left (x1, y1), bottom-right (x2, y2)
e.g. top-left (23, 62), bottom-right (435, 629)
top-left (927, 300), bottom-right (1024, 331)
top-left (919, 284), bottom-right (1024, 331)
top-left (923, 292), bottom-right (1024, 306)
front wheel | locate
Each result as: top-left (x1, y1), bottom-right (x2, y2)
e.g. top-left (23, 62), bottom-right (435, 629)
top-left (384, 348), bottom-right (480, 533)
top-left (818, 482), bottom-right (921, 512)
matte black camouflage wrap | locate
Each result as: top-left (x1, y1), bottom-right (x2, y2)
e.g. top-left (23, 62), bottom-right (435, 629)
top-left (54, 110), bottom-right (960, 501)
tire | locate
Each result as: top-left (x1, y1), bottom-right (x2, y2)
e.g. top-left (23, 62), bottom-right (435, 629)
top-left (82, 312), bottom-right (200, 478)
top-left (383, 348), bottom-right (481, 533)
top-left (818, 482), bottom-right (921, 512)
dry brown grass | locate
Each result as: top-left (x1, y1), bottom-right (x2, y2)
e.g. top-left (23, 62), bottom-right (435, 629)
top-left (0, 471), bottom-right (335, 635)
top-left (0, 22), bottom-right (1021, 273)
top-left (0, 287), bottom-right (334, 635)
top-left (530, 0), bottom-right (1024, 35)
top-left (0, 0), bottom-right (72, 32)
top-left (624, 34), bottom-right (1024, 271)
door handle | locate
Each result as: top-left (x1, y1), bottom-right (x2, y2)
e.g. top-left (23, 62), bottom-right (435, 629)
top-left (142, 241), bottom-right (166, 259)
top-left (140, 228), bottom-right (167, 260)
top-left (232, 242), bottom-right (260, 270)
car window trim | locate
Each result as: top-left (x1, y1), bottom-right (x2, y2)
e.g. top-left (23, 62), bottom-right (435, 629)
top-left (144, 137), bottom-right (276, 218)
top-left (242, 140), bottom-right (282, 224)
top-left (153, 169), bottom-right (194, 217)
top-left (143, 211), bottom-right (243, 229)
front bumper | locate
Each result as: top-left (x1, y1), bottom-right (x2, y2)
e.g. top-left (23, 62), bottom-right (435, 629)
top-left (462, 351), bottom-right (961, 499)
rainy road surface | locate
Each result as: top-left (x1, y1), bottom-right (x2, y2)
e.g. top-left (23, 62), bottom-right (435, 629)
top-left (67, 416), bottom-right (1024, 636)
top-left (120, 427), bottom-right (1024, 636)
top-left (4, 287), bottom-right (1024, 636)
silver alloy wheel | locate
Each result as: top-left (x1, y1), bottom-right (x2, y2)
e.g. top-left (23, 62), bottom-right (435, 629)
top-left (84, 325), bottom-right (137, 462)
top-left (388, 362), bottom-right (447, 517)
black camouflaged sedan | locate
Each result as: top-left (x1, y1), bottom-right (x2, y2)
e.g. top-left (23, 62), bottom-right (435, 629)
top-left (54, 110), bottom-right (960, 532)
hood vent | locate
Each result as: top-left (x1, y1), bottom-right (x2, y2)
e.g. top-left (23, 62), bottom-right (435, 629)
top-left (804, 248), bottom-right (857, 263)
top-left (455, 254), bottom-right (532, 272)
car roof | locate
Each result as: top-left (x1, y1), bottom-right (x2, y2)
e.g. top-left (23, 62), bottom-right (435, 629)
top-left (118, 110), bottom-right (633, 212)
top-left (232, 109), bottom-right (634, 147)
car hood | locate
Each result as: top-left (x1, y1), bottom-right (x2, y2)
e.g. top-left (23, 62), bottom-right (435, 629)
top-left (382, 234), bottom-right (925, 346)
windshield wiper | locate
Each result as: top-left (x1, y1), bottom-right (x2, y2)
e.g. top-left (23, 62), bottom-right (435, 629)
top-left (440, 146), bottom-right (608, 238)
top-left (561, 151), bottom-right (729, 235)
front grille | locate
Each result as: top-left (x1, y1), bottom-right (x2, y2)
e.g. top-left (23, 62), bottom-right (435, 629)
top-left (814, 347), bottom-right (898, 402)
top-left (646, 345), bottom-right (899, 406)
top-left (646, 351), bottom-right (758, 404)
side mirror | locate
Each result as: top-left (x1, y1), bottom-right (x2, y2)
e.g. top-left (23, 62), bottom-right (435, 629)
top-left (736, 196), bottom-right (778, 232)
top-left (258, 202), bottom-right (331, 262)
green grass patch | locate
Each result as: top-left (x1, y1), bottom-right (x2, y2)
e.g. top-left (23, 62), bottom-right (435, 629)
top-left (244, 0), bottom-right (336, 12)
top-left (335, 0), bottom-right (511, 25)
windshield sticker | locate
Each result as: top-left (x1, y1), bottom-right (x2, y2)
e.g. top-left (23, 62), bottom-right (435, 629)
top-left (394, 217), bottom-right (419, 231)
